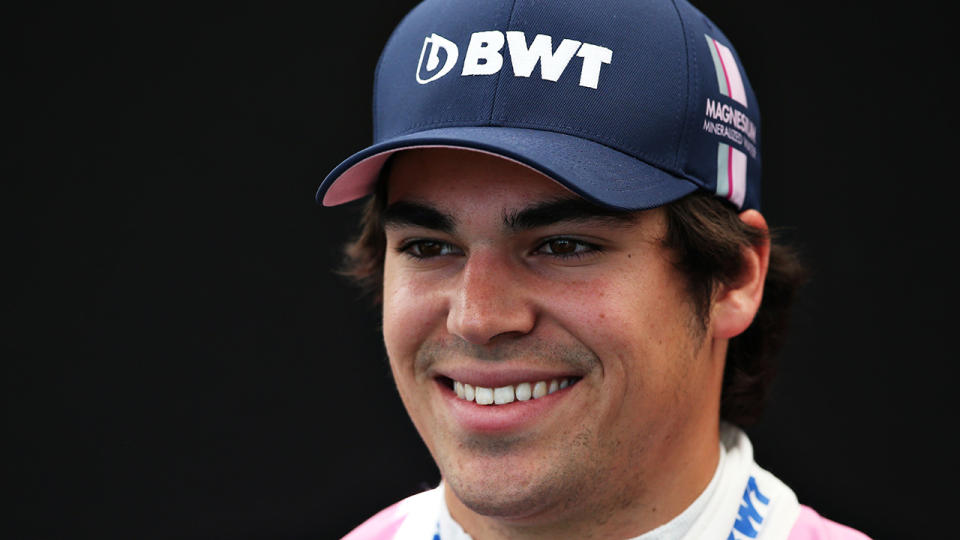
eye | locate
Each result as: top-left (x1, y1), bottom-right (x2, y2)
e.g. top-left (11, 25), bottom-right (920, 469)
top-left (535, 237), bottom-right (600, 259)
top-left (398, 239), bottom-right (462, 259)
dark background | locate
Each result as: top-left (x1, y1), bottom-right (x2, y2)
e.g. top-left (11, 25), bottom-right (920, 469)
top-left (8, 1), bottom-right (954, 538)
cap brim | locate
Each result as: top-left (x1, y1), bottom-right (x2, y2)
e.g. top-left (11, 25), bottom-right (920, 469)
top-left (317, 126), bottom-right (700, 210)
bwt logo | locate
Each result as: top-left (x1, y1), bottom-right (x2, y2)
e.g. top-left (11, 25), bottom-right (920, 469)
top-left (417, 31), bottom-right (613, 89)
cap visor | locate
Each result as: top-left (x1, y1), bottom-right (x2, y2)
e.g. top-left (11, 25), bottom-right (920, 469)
top-left (317, 126), bottom-right (699, 210)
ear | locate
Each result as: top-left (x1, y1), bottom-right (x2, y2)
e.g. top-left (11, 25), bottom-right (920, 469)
top-left (711, 210), bottom-right (771, 340)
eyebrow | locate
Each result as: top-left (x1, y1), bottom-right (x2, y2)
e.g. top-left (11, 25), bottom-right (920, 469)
top-left (504, 197), bottom-right (637, 231)
top-left (383, 201), bottom-right (456, 233)
top-left (382, 196), bottom-right (636, 233)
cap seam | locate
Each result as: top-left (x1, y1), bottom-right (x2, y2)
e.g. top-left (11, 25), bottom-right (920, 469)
top-left (372, 9), bottom-right (418, 142)
top-left (341, 139), bottom-right (699, 196)
top-left (372, 46), bottom-right (388, 141)
top-left (488, 116), bottom-right (671, 169)
top-left (669, 0), bottom-right (693, 173)
top-left (379, 124), bottom-right (707, 191)
top-left (388, 116), bottom-right (674, 172)
top-left (486, 0), bottom-right (522, 124)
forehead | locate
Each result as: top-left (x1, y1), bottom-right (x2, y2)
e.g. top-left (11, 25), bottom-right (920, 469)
top-left (386, 148), bottom-right (577, 207)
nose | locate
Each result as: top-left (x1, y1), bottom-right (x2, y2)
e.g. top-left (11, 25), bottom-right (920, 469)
top-left (447, 249), bottom-right (536, 345)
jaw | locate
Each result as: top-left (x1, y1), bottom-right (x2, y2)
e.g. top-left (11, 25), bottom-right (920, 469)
top-left (439, 414), bottom-right (603, 524)
top-left (410, 372), bottom-right (619, 527)
top-left (437, 413), bottom-right (654, 540)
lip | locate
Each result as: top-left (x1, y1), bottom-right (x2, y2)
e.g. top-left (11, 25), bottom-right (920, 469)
top-left (433, 370), bottom-right (582, 434)
top-left (435, 367), bottom-right (583, 389)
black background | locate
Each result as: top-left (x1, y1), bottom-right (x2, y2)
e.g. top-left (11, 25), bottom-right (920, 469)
top-left (8, 1), bottom-right (955, 538)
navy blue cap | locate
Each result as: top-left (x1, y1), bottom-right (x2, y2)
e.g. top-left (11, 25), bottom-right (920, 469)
top-left (317, 0), bottom-right (761, 211)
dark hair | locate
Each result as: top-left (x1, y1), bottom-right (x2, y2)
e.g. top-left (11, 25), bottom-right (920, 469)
top-left (340, 173), bottom-right (806, 427)
top-left (662, 192), bottom-right (807, 426)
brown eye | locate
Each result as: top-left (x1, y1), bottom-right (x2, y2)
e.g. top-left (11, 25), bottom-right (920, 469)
top-left (413, 241), bottom-right (444, 257)
top-left (548, 239), bottom-right (577, 254)
top-left (401, 239), bottom-right (461, 259)
top-left (536, 237), bottom-right (599, 259)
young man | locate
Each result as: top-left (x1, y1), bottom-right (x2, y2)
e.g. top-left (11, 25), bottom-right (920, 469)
top-left (317, 1), bottom-right (870, 538)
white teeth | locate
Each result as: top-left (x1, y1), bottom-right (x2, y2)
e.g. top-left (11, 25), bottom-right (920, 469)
top-left (475, 386), bottom-right (494, 405)
top-left (452, 378), bottom-right (575, 405)
top-left (494, 385), bottom-right (515, 404)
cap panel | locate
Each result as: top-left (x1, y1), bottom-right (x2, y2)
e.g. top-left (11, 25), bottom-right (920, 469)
top-left (373, 0), bottom-right (517, 141)
top-left (489, 0), bottom-right (687, 171)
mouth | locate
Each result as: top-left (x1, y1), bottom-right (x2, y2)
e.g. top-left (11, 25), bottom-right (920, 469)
top-left (439, 376), bottom-right (582, 406)
top-left (433, 370), bottom-right (586, 433)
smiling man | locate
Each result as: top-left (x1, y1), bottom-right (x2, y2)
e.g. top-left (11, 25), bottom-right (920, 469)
top-left (380, 149), bottom-right (743, 539)
top-left (317, 1), bottom-right (870, 539)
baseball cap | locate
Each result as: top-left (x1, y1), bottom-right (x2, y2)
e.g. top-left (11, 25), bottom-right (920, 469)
top-left (316, 0), bottom-right (761, 211)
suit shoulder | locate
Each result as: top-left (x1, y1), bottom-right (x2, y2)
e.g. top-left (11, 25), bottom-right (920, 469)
top-left (788, 505), bottom-right (871, 540)
top-left (341, 499), bottom-right (408, 540)
top-left (341, 489), bottom-right (441, 540)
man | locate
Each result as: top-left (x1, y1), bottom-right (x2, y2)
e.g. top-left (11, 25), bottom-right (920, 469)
top-left (317, 1), bottom-right (870, 538)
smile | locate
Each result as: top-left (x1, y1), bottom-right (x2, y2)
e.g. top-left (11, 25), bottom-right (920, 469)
top-left (451, 377), bottom-right (580, 405)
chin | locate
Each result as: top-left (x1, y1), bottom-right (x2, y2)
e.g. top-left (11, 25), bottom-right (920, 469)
top-left (441, 447), bottom-right (593, 523)
top-left (447, 472), bottom-right (555, 519)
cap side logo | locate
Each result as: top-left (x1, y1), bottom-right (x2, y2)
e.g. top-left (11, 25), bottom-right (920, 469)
top-left (417, 33), bottom-right (460, 84)
top-left (705, 34), bottom-right (747, 108)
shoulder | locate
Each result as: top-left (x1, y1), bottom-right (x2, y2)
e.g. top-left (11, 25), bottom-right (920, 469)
top-left (341, 499), bottom-right (409, 540)
top-left (341, 488), bottom-right (443, 540)
top-left (788, 505), bottom-right (872, 540)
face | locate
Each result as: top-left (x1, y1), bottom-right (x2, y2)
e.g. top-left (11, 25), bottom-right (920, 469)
top-left (381, 148), bottom-right (725, 529)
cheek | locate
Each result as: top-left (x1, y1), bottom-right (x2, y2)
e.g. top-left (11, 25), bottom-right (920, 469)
top-left (382, 263), bottom-right (447, 379)
top-left (536, 279), bottom-right (643, 399)
top-left (548, 275), bottom-right (658, 352)
top-left (548, 268), bottom-right (693, 394)
top-left (382, 266), bottom-right (447, 438)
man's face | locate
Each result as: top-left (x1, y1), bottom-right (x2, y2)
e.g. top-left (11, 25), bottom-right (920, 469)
top-left (381, 148), bottom-right (724, 526)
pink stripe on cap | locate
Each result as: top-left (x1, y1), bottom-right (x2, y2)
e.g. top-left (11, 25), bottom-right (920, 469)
top-left (713, 39), bottom-right (733, 101)
top-left (713, 39), bottom-right (748, 108)
top-left (729, 145), bottom-right (747, 208)
top-left (727, 145), bottom-right (735, 201)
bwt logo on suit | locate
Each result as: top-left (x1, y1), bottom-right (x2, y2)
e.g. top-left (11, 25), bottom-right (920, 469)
top-left (416, 32), bottom-right (613, 89)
